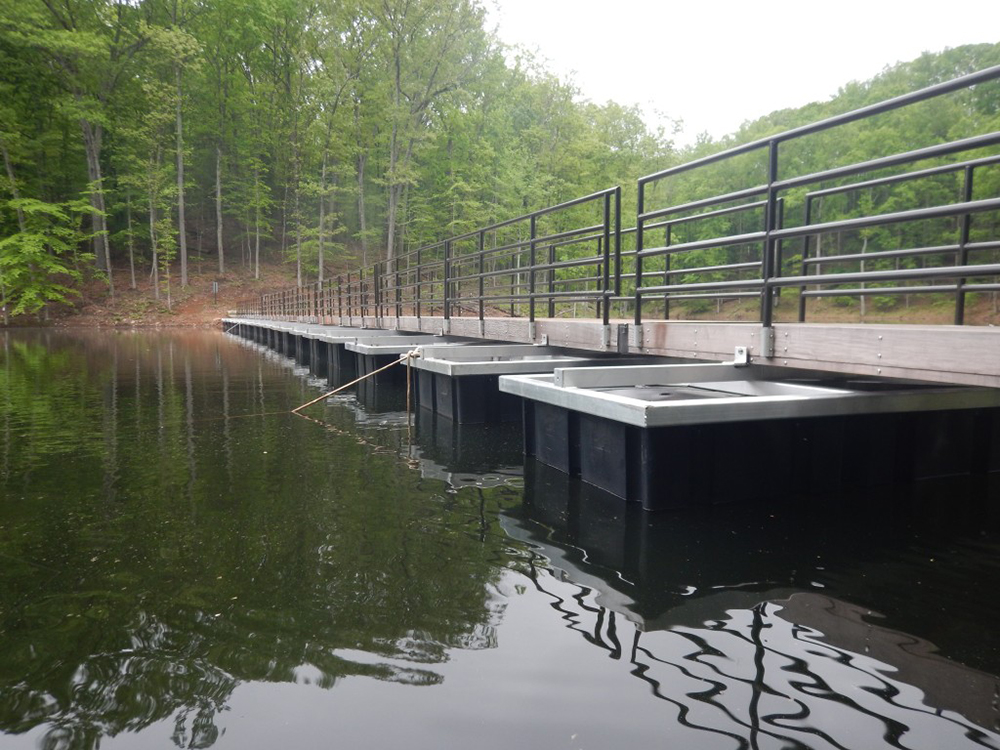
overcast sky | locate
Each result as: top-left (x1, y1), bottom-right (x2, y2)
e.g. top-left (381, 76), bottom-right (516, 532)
top-left (486, 0), bottom-right (1000, 145)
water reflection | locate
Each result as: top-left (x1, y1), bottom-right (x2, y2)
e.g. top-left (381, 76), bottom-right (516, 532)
top-left (508, 460), bottom-right (1000, 747)
top-left (0, 330), bottom-right (520, 748)
top-left (1, 329), bottom-right (998, 750)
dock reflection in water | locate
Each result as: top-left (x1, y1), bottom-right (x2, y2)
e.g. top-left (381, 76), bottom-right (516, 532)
top-left (249, 329), bottom-right (1000, 748)
top-left (1, 329), bottom-right (997, 749)
top-left (507, 460), bottom-right (1000, 748)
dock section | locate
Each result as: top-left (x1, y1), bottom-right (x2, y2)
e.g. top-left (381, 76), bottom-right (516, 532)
top-left (500, 362), bottom-right (1000, 509)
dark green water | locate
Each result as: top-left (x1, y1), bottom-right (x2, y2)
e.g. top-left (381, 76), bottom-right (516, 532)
top-left (1, 329), bottom-right (998, 750)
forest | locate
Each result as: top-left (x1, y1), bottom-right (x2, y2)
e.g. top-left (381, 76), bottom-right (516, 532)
top-left (0, 0), bottom-right (998, 321)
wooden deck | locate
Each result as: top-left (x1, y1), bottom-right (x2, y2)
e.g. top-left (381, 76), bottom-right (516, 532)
top-left (272, 315), bottom-right (1000, 388)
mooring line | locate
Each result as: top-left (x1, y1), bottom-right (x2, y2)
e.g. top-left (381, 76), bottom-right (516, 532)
top-left (223, 323), bottom-right (240, 334)
top-left (290, 349), bottom-right (420, 414)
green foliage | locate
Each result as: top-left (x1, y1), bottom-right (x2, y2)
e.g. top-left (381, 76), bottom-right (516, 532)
top-left (0, 197), bottom-right (94, 315)
top-left (1, 0), bottom-right (997, 309)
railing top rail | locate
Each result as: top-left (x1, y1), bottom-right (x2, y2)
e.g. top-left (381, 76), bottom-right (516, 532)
top-left (775, 131), bottom-right (1000, 192)
top-left (638, 64), bottom-right (1000, 186)
top-left (805, 152), bottom-right (1000, 200)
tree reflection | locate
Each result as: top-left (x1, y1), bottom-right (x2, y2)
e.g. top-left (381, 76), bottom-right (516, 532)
top-left (0, 331), bottom-right (519, 748)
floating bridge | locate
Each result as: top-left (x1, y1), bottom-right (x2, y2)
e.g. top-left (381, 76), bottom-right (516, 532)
top-left (234, 65), bottom-right (1000, 389)
top-left (226, 66), bottom-right (1000, 508)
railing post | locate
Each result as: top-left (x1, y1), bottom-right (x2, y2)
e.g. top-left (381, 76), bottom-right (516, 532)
top-left (602, 191), bottom-right (611, 325)
top-left (663, 223), bottom-right (672, 320)
top-left (363, 267), bottom-right (369, 320)
top-left (614, 186), bottom-right (622, 298)
top-left (529, 215), bottom-right (537, 323)
top-left (774, 196), bottom-right (786, 303)
top-left (443, 240), bottom-right (452, 322)
top-left (416, 248), bottom-right (422, 319)
top-left (954, 164), bottom-right (974, 325)
top-left (798, 195), bottom-right (813, 322)
top-left (395, 257), bottom-right (402, 320)
top-left (634, 181), bottom-right (645, 327)
top-left (337, 275), bottom-right (343, 322)
top-left (478, 231), bottom-right (485, 322)
top-left (547, 243), bottom-right (556, 319)
top-left (760, 139), bottom-right (779, 356)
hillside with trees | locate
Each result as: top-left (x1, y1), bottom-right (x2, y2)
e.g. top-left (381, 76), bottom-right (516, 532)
top-left (0, 0), bottom-right (997, 323)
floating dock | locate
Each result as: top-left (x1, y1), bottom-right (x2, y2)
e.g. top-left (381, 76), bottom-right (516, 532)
top-left (226, 319), bottom-right (1000, 510)
top-left (346, 335), bottom-right (479, 383)
top-left (409, 343), bottom-right (676, 423)
top-left (500, 362), bottom-right (1000, 509)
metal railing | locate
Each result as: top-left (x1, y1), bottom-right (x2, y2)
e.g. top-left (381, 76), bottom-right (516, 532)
top-left (235, 65), bottom-right (1000, 333)
top-left (241, 187), bottom-right (623, 326)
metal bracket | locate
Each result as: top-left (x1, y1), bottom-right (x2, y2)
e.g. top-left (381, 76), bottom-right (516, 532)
top-left (538, 334), bottom-right (549, 346)
top-left (441, 320), bottom-right (451, 335)
top-left (760, 326), bottom-right (775, 358)
top-left (733, 346), bottom-right (750, 367)
top-left (632, 324), bottom-right (644, 350)
top-left (528, 322), bottom-right (537, 341)
top-left (602, 325), bottom-right (612, 349)
top-left (617, 324), bottom-right (629, 354)
top-left (478, 320), bottom-right (485, 337)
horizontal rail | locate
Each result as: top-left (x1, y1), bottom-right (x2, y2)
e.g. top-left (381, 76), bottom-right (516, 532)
top-left (638, 63), bottom-right (1000, 185)
top-left (806, 153), bottom-right (1000, 200)
top-left (638, 231), bottom-right (767, 258)
top-left (772, 197), bottom-right (1000, 241)
top-left (775, 132), bottom-right (1000, 192)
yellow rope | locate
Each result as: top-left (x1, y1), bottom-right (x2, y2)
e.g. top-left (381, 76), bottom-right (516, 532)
top-left (290, 348), bottom-right (420, 414)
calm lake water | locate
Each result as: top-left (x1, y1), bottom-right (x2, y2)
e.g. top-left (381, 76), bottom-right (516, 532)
top-left (1, 329), bottom-right (998, 750)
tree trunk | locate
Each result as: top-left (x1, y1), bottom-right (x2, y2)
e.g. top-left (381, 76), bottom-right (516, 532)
top-left (81, 118), bottom-right (114, 297)
top-left (149, 197), bottom-right (159, 301)
top-left (318, 151), bottom-right (327, 284)
top-left (253, 166), bottom-right (261, 280)
top-left (176, 65), bottom-right (188, 287)
top-left (280, 183), bottom-right (288, 258)
top-left (254, 210), bottom-right (261, 280)
top-left (294, 184), bottom-right (302, 288)
top-left (216, 143), bottom-right (224, 275)
top-left (399, 181), bottom-right (410, 259)
top-left (126, 191), bottom-right (136, 289)
top-left (357, 151), bottom-right (368, 268)
top-left (386, 175), bottom-right (398, 264)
